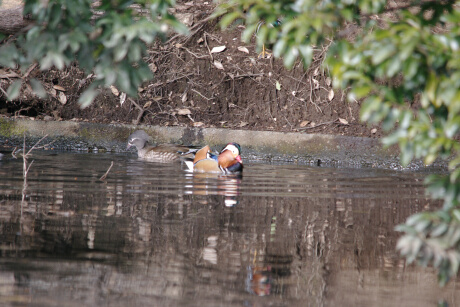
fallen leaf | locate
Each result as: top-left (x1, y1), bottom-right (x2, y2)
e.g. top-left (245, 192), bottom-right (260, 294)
top-left (197, 37), bottom-right (204, 44)
top-left (176, 13), bottom-right (193, 26)
top-left (313, 67), bottom-right (320, 76)
top-left (239, 121), bottom-right (248, 127)
top-left (371, 128), bottom-right (377, 134)
top-left (275, 81), bottom-right (281, 91)
top-left (149, 62), bottom-right (158, 73)
top-left (53, 85), bottom-right (66, 92)
top-left (143, 101), bottom-right (153, 108)
top-left (300, 120), bottom-right (310, 127)
top-left (237, 46), bottom-right (249, 54)
top-left (211, 45), bottom-right (226, 53)
top-left (328, 89), bottom-right (335, 101)
top-left (0, 70), bottom-right (20, 78)
top-left (110, 85), bottom-right (119, 96)
top-left (177, 108), bottom-right (191, 115)
top-left (325, 77), bottom-right (332, 86)
top-left (119, 92), bottom-right (126, 106)
top-left (193, 121), bottom-right (204, 127)
top-left (338, 118), bottom-right (349, 125)
top-left (213, 61), bottom-right (224, 70)
top-left (58, 92), bottom-right (67, 105)
top-left (312, 78), bottom-right (319, 89)
top-left (181, 92), bottom-right (187, 103)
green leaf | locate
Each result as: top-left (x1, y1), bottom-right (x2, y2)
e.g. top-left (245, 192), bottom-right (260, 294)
top-left (372, 43), bottom-right (396, 65)
top-left (29, 79), bottom-right (47, 98)
top-left (275, 81), bottom-right (281, 91)
top-left (6, 80), bottom-right (22, 101)
top-left (78, 87), bottom-right (99, 108)
top-left (219, 11), bottom-right (241, 29)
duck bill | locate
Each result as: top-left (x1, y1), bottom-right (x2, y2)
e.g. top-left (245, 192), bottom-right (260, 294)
top-left (235, 155), bottom-right (242, 163)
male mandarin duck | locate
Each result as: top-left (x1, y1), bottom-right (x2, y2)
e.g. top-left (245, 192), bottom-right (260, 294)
top-left (127, 130), bottom-right (196, 163)
top-left (184, 143), bottom-right (243, 174)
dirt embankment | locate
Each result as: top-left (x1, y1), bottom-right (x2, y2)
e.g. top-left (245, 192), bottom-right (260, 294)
top-left (0, 1), bottom-right (381, 139)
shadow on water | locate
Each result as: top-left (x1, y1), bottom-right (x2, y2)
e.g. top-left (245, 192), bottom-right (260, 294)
top-left (0, 151), bottom-right (458, 306)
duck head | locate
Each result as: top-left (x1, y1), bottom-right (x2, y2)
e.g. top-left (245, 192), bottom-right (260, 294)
top-left (127, 130), bottom-right (151, 150)
top-left (218, 143), bottom-right (243, 172)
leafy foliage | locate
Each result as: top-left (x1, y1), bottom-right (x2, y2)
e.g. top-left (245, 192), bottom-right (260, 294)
top-left (0, 0), bottom-right (187, 106)
top-left (217, 0), bottom-right (460, 284)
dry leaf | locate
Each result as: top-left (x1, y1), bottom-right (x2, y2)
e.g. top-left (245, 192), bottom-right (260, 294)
top-left (0, 70), bottom-right (20, 78)
top-left (177, 108), bottom-right (191, 115)
top-left (143, 101), bottom-right (153, 108)
top-left (371, 128), bottom-right (377, 134)
top-left (152, 96), bottom-right (162, 101)
top-left (312, 78), bottom-right (319, 89)
top-left (193, 121), bottom-right (204, 127)
top-left (211, 45), bottom-right (226, 53)
top-left (110, 85), bottom-right (119, 96)
top-left (300, 120), bottom-right (310, 127)
top-left (328, 89), bottom-right (335, 101)
top-left (119, 92), bottom-right (126, 106)
top-left (49, 88), bottom-right (57, 97)
top-left (53, 85), bottom-right (66, 92)
top-left (313, 67), bottom-right (319, 76)
top-left (237, 46), bottom-right (249, 54)
top-left (338, 118), bottom-right (349, 125)
top-left (197, 37), bottom-right (204, 44)
top-left (213, 61), bottom-right (224, 70)
top-left (239, 121), bottom-right (248, 127)
top-left (325, 77), bottom-right (332, 86)
top-left (58, 92), bottom-right (67, 105)
top-left (275, 81), bottom-right (281, 91)
top-left (181, 92), bottom-right (187, 103)
top-left (176, 13), bottom-right (193, 26)
top-left (149, 62), bottom-right (158, 73)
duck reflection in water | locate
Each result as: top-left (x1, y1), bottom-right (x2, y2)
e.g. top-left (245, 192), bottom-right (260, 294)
top-left (184, 172), bottom-right (242, 207)
top-left (246, 265), bottom-right (273, 296)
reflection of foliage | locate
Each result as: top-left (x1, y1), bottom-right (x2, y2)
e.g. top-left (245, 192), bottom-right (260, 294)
top-left (0, 0), bottom-right (187, 106)
top-left (396, 206), bottom-right (460, 287)
top-left (217, 0), bottom-right (460, 285)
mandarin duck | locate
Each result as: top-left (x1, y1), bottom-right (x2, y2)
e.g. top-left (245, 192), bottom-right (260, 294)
top-left (184, 143), bottom-right (243, 174)
top-left (255, 18), bottom-right (282, 59)
top-left (127, 130), bottom-right (195, 163)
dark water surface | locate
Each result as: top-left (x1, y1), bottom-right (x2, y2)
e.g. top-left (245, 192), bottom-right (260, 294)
top-left (0, 151), bottom-right (458, 306)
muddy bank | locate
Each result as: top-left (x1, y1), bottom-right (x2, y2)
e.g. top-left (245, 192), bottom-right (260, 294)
top-left (1, 117), bottom-right (438, 170)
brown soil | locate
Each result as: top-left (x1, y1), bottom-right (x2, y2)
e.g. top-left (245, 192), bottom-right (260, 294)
top-left (0, 1), bottom-right (382, 139)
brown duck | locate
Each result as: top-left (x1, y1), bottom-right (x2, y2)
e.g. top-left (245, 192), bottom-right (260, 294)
top-left (127, 130), bottom-right (195, 163)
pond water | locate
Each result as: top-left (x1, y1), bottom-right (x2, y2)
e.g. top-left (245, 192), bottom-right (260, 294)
top-left (0, 150), bottom-right (458, 306)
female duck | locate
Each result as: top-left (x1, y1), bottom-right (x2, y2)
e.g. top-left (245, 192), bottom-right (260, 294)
top-left (127, 130), bottom-right (194, 163)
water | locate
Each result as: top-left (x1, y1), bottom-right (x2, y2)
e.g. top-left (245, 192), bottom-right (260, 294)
top-left (0, 151), bottom-right (458, 306)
